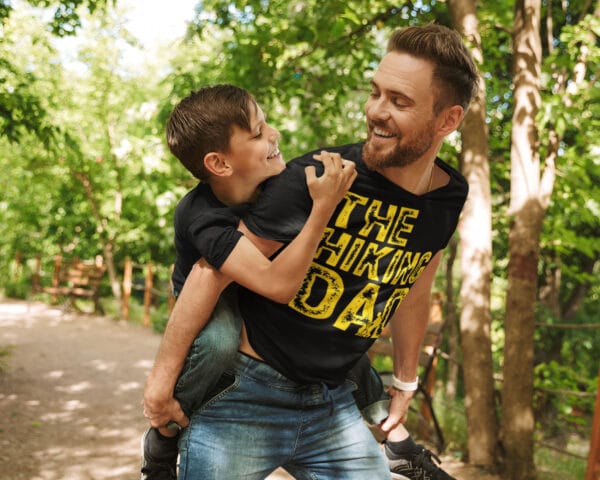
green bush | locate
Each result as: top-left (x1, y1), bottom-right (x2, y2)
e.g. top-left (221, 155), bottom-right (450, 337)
top-left (3, 277), bottom-right (30, 299)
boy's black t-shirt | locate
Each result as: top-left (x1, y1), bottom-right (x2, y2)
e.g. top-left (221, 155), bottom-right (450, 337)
top-left (172, 183), bottom-right (247, 294)
top-left (240, 143), bottom-right (468, 386)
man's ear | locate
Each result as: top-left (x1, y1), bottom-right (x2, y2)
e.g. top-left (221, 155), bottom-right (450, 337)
top-left (437, 105), bottom-right (464, 136)
top-left (204, 152), bottom-right (233, 177)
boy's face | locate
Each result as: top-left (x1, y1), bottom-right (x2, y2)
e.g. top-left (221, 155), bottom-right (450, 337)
top-left (224, 102), bottom-right (285, 186)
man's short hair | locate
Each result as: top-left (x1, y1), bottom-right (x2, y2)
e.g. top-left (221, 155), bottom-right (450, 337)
top-left (387, 24), bottom-right (479, 113)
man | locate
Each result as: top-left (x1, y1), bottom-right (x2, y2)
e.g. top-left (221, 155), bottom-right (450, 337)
top-left (145, 24), bottom-right (478, 480)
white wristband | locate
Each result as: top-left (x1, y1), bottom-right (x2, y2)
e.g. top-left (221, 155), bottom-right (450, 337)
top-left (391, 375), bottom-right (419, 392)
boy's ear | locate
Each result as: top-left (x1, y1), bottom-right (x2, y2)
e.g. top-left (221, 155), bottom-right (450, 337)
top-left (204, 152), bottom-right (233, 177)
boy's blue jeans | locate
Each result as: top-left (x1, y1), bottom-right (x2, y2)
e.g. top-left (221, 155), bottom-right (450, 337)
top-left (177, 352), bottom-right (390, 480)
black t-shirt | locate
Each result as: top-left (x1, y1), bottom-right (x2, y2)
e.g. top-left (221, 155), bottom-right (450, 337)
top-left (240, 143), bottom-right (468, 385)
top-left (172, 183), bottom-right (247, 294)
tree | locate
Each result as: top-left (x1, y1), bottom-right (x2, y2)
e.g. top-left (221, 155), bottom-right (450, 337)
top-left (502, 1), bottom-right (551, 478)
top-left (448, 0), bottom-right (500, 468)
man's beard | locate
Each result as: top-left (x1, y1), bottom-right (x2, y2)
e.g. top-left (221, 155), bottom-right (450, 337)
top-left (363, 121), bottom-right (435, 170)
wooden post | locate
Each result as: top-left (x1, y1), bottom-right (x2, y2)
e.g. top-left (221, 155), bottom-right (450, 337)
top-left (419, 292), bottom-right (444, 438)
top-left (50, 254), bottom-right (62, 303)
top-left (586, 365), bottom-right (600, 480)
top-left (121, 257), bottom-right (133, 320)
top-left (143, 262), bottom-right (154, 328)
top-left (32, 254), bottom-right (42, 292)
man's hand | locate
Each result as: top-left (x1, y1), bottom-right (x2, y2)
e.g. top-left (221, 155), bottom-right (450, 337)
top-left (143, 385), bottom-right (189, 429)
top-left (379, 387), bottom-right (414, 434)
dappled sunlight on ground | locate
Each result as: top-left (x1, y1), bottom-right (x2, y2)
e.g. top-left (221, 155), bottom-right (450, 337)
top-left (0, 299), bottom-right (160, 479)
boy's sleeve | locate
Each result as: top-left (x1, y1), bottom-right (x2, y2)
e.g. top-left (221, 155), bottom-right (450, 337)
top-left (185, 209), bottom-right (243, 270)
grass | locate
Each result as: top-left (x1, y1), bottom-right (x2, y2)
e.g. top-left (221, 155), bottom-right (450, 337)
top-left (0, 345), bottom-right (12, 373)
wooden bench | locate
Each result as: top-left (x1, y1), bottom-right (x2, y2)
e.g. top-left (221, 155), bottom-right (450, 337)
top-left (368, 292), bottom-right (447, 452)
top-left (43, 255), bottom-right (106, 314)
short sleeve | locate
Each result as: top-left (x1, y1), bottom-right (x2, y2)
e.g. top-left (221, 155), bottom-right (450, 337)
top-left (184, 208), bottom-right (243, 269)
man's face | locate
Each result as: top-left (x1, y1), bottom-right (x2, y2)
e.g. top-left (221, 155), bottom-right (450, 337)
top-left (363, 51), bottom-right (438, 170)
top-left (225, 102), bottom-right (285, 186)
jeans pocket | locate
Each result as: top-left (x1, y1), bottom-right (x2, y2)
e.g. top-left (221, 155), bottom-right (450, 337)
top-left (197, 371), bottom-right (239, 412)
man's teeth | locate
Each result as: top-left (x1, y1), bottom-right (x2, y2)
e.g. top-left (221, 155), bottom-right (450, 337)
top-left (267, 149), bottom-right (279, 159)
top-left (374, 128), bottom-right (395, 138)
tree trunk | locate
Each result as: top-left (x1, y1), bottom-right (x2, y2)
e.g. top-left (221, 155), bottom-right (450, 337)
top-left (444, 235), bottom-right (459, 401)
top-left (502, 1), bottom-right (543, 478)
top-left (102, 240), bottom-right (122, 302)
top-left (448, 0), bottom-right (499, 467)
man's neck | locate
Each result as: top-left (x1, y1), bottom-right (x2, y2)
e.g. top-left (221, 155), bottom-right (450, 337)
top-left (377, 156), bottom-right (437, 195)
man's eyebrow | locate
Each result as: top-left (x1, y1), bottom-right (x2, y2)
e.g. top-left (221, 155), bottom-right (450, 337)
top-left (371, 80), bottom-right (414, 105)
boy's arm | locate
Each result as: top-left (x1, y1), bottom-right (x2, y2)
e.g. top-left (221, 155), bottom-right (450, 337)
top-left (219, 152), bottom-right (356, 303)
top-left (142, 259), bottom-right (231, 428)
top-left (379, 251), bottom-right (442, 434)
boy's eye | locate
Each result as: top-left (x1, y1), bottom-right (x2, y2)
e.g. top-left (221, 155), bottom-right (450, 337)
top-left (254, 130), bottom-right (263, 138)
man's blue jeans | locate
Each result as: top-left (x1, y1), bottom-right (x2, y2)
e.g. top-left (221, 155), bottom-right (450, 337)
top-left (177, 353), bottom-right (390, 480)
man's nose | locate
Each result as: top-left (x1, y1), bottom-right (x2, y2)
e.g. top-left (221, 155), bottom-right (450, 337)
top-left (367, 97), bottom-right (391, 121)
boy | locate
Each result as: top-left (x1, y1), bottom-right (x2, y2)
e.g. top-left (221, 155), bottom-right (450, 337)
top-left (141, 84), bottom-right (356, 479)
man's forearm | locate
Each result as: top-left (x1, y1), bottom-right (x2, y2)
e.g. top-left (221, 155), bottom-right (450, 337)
top-left (390, 251), bottom-right (442, 381)
top-left (145, 261), bottom-right (231, 402)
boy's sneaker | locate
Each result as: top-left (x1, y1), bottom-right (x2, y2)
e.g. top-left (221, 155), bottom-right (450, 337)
top-left (388, 444), bottom-right (456, 480)
top-left (140, 428), bottom-right (178, 480)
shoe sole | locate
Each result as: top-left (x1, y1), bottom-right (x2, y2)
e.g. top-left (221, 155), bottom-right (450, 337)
top-left (390, 473), bottom-right (411, 480)
top-left (140, 427), bottom-right (150, 480)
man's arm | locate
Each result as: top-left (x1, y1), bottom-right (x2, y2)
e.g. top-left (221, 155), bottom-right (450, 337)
top-left (380, 250), bottom-right (442, 434)
top-left (142, 259), bottom-right (231, 428)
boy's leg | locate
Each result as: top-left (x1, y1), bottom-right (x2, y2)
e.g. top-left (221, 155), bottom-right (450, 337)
top-left (174, 285), bottom-right (241, 416)
top-left (347, 352), bottom-right (390, 425)
top-left (141, 286), bottom-right (241, 480)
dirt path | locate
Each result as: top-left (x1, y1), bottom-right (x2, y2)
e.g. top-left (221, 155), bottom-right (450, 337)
top-left (0, 299), bottom-right (497, 480)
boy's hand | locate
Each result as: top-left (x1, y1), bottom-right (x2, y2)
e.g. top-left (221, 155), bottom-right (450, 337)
top-left (307, 151), bottom-right (357, 209)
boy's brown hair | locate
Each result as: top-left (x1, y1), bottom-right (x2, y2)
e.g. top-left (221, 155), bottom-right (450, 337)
top-left (166, 84), bottom-right (257, 181)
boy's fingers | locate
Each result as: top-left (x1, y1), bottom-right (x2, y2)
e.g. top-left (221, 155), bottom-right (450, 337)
top-left (305, 165), bottom-right (317, 181)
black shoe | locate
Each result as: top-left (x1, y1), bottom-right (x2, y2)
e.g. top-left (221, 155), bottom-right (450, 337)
top-left (140, 428), bottom-right (178, 480)
top-left (388, 444), bottom-right (456, 480)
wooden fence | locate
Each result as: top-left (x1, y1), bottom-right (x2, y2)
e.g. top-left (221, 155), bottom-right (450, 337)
top-left (20, 253), bottom-right (175, 327)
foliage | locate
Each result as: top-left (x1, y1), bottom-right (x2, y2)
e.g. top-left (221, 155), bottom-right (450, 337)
top-left (3, 277), bottom-right (30, 299)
